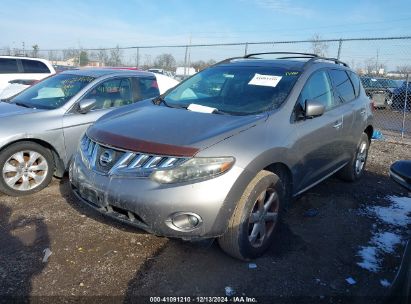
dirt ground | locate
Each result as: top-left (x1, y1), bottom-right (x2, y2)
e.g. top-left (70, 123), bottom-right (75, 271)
top-left (0, 140), bottom-right (410, 303)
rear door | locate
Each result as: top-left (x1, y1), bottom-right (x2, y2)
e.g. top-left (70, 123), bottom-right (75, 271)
top-left (292, 69), bottom-right (347, 193)
top-left (327, 69), bottom-right (358, 160)
top-left (348, 71), bottom-right (370, 149)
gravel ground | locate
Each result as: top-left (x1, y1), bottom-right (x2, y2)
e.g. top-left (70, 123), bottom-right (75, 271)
top-left (0, 140), bottom-right (410, 303)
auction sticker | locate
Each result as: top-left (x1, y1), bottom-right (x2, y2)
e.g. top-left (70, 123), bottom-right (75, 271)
top-left (248, 74), bottom-right (282, 87)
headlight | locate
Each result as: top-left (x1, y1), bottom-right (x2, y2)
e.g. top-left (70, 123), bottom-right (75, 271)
top-left (150, 157), bottom-right (235, 184)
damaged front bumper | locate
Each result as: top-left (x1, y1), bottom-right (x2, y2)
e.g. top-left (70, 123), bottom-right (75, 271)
top-left (69, 152), bottom-right (244, 239)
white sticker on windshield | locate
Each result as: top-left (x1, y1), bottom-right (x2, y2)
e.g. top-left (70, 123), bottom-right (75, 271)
top-left (248, 74), bottom-right (282, 87)
top-left (187, 103), bottom-right (217, 113)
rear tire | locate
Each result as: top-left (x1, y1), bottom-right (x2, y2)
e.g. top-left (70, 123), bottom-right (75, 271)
top-left (338, 132), bottom-right (370, 182)
top-left (218, 171), bottom-right (284, 260)
top-left (0, 141), bottom-right (54, 196)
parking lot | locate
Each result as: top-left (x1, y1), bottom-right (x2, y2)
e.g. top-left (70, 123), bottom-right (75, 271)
top-left (0, 140), bottom-right (409, 303)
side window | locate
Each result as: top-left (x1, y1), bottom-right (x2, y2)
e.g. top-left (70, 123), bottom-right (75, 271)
top-left (0, 58), bottom-right (19, 73)
top-left (82, 77), bottom-right (132, 111)
top-left (328, 69), bottom-right (356, 102)
top-left (298, 70), bottom-right (335, 110)
top-left (134, 77), bottom-right (160, 100)
top-left (21, 60), bottom-right (50, 73)
top-left (348, 71), bottom-right (361, 97)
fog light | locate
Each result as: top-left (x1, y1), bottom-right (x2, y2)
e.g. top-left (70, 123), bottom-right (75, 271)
top-left (168, 212), bottom-right (202, 231)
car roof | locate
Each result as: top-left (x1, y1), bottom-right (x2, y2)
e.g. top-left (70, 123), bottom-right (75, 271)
top-left (219, 59), bottom-right (306, 70)
top-left (218, 58), bottom-right (350, 72)
top-left (59, 68), bottom-right (154, 78)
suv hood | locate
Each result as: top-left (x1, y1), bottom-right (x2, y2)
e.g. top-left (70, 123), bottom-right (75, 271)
top-left (87, 104), bottom-right (266, 156)
top-left (0, 102), bottom-right (41, 118)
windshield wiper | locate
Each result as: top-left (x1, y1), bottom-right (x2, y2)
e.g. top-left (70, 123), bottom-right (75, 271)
top-left (152, 96), bottom-right (190, 110)
top-left (14, 102), bottom-right (32, 108)
top-left (152, 96), bottom-right (171, 107)
top-left (213, 109), bottom-right (231, 115)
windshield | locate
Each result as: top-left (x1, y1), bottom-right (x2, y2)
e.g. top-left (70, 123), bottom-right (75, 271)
top-left (10, 73), bottom-right (95, 110)
top-left (163, 66), bottom-right (300, 115)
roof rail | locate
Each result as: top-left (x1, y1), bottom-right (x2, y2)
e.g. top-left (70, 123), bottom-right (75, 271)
top-left (213, 52), bottom-right (349, 69)
top-left (212, 56), bottom-right (245, 67)
top-left (244, 52), bottom-right (318, 58)
top-left (244, 52), bottom-right (349, 67)
top-left (303, 56), bottom-right (349, 68)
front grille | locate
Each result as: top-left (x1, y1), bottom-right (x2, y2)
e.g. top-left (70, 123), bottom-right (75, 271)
top-left (80, 135), bottom-right (187, 176)
top-left (94, 145), bottom-right (125, 174)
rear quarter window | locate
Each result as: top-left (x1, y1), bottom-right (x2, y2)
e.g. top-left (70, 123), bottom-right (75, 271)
top-left (328, 69), bottom-right (356, 103)
top-left (348, 71), bottom-right (361, 97)
top-left (0, 58), bottom-right (19, 73)
top-left (21, 59), bottom-right (51, 73)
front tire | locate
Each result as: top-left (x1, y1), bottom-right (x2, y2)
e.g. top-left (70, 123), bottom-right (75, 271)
top-left (338, 132), bottom-right (370, 182)
top-left (218, 171), bottom-right (284, 260)
top-left (0, 142), bottom-right (54, 196)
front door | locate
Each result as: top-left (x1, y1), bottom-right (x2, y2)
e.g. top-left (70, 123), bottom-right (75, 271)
top-left (292, 69), bottom-right (346, 193)
top-left (62, 77), bottom-right (133, 163)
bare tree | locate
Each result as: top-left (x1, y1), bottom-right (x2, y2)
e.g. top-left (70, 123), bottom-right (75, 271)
top-left (97, 49), bottom-right (109, 66)
top-left (397, 65), bottom-right (411, 75)
top-left (192, 59), bottom-right (216, 71)
top-left (108, 45), bottom-right (122, 66)
top-left (142, 54), bottom-right (152, 69)
top-left (311, 34), bottom-right (329, 57)
top-left (62, 48), bottom-right (79, 61)
top-left (363, 58), bottom-right (375, 75)
top-left (1, 46), bottom-right (12, 55)
top-left (153, 53), bottom-right (176, 70)
top-left (31, 45), bottom-right (39, 58)
top-left (363, 58), bottom-right (386, 76)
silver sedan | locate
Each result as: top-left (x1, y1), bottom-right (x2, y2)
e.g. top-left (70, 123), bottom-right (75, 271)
top-left (0, 68), bottom-right (178, 196)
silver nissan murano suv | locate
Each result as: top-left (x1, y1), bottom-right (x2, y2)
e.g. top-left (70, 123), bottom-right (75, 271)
top-left (70, 52), bottom-right (373, 260)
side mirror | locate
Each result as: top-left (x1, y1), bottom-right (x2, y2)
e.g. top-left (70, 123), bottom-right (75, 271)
top-left (305, 100), bottom-right (325, 118)
top-left (78, 98), bottom-right (96, 114)
top-left (390, 160), bottom-right (411, 191)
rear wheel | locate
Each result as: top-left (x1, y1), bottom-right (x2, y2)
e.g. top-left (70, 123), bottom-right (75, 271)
top-left (338, 132), bottom-right (370, 182)
top-left (218, 171), bottom-right (283, 260)
top-left (0, 142), bottom-right (54, 196)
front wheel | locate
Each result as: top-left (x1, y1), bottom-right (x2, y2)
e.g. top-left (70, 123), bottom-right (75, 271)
top-left (0, 142), bottom-right (54, 196)
top-left (218, 171), bottom-right (284, 260)
top-left (338, 132), bottom-right (370, 182)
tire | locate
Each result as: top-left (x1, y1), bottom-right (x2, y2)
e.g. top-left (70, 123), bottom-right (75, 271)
top-left (218, 171), bottom-right (284, 260)
top-left (338, 132), bottom-right (370, 182)
top-left (0, 141), bottom-right (54, 196)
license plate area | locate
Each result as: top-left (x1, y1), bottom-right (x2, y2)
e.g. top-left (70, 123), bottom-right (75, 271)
top-left (79, 186), bottom-right (106, 207)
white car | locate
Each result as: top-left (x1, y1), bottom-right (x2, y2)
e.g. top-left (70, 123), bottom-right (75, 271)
top-left (0, 56), bottom-right (56, 99)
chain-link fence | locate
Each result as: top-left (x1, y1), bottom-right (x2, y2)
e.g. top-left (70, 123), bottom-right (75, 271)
top-left (1, 36), bottom-right (410, 142)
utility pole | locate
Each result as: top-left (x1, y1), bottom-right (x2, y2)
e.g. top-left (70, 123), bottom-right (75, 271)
top-left (244, 43), bottom-right (249, 56)
top-left (136, 47), bottom-right (140, 68)
top-left (375, 49), bottom-right (379, 75)
top-left (183, 45), bottom-right (188, 78)
top-left (337, 39), bottom-right (342, 60)
top-left (183, 34), bottom-right (191, 78)
top-left (187, 34), bottom-right (192, 74)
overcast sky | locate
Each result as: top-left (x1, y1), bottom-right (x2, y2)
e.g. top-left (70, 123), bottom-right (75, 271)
top-left (1, 0), bottom-right (410, 69)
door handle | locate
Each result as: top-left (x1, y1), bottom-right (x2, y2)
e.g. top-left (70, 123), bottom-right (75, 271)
top-left (360, 108), bottom-right (366, 116)
top-left (333, 121), bottom-right (343, 129)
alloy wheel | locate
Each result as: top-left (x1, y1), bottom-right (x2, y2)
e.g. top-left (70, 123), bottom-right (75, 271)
top-left (248, 187), bottom-right (279, 248)
top-left (2, 150), bottom-right (49, 191)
